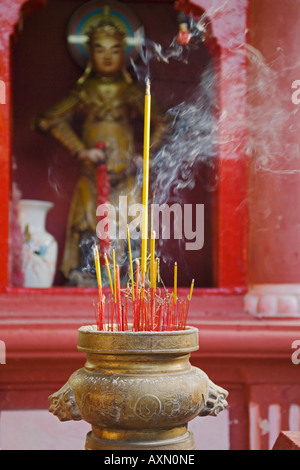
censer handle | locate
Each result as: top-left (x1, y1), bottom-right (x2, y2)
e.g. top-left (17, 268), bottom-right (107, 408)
top-left (49, 381), bottom-right (82, 422)
top-left (199, 379), bottom-right (229, 417)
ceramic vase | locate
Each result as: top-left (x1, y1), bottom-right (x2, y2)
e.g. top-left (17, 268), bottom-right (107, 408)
top-left (19, 199), bottom-right (58, 288)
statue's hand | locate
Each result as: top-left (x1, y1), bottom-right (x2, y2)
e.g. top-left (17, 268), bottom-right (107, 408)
top-left (133, 154), bottom-right (155, 169)
top-left (78, 148), bottom-right (106, 165)
top-left (133, 154), bottom-right (143, 168)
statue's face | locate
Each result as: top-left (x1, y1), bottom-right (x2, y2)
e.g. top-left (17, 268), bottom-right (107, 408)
top-left (90, 34), bottom-right (124, 76)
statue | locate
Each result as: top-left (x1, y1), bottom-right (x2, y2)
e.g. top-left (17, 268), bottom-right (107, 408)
top-left (36, 12), bottom-right (165, 285)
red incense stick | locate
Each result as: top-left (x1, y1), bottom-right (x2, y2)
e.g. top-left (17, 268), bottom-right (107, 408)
top-left (115, 266), bottom-right (123, 331)
top-left (134, 261), bottom-right (140, 331)
top-left (96, 142), bottom-right (110, 264)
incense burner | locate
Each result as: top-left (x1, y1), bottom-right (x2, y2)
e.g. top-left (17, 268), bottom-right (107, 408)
top-left (49, 325), bottom-right (228, 450)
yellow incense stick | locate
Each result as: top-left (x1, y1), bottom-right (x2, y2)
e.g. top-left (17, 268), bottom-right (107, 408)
top-left (113, 249), bottom-right (116, 302)
top-left (156, 257), bottom-right (160, 284)
top-left (93, 245), bottom-right (102, 289)
top-left (104, 253), bottom-right (114, 295)
top-left (141, 79), bottom-right (151, 275)
top-left (174, 262), bottom-right (177, 305)
top-left (153, 259), bottom-right (157, 290)
top-left (189, 279), bottom-right (195, 301)
top-left (150, 230), bottom-right (156, 289)
top-left (141, 271), bottom-right (145, 301)
top-left (127, 225), bottom-right (135, 300)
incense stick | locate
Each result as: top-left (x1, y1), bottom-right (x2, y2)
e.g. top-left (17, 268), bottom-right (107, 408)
top-left (113, 249), bottom-right (116, 303)
top-left (116, 265), bottom-right (122, 331)
top-left (141, 79), bottom-right (151, 275)
top-left (173, 262), bottom-right (177, 305)
top-left (104, 252), bottom-right (114, 295)
top-left (189, 279), bottom-right (194, 301)
top-left (93, 245), bottom-right (104, 330)
top-left (91, 78), bottom-right (195, 333)
top-left (127, 225), bottom-right (135, 301)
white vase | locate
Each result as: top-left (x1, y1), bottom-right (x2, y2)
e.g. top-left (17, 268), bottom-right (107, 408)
top-left (18, 199), bottom-right (58, 288)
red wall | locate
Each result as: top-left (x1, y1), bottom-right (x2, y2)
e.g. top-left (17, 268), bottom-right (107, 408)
top-left (248, 0), bottom-right (300, 284)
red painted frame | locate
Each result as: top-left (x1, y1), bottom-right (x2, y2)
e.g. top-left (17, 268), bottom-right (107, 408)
top-left (3, 3), bottom-right (300, 452)
top-left (0, 0), bottom-right (249, 297)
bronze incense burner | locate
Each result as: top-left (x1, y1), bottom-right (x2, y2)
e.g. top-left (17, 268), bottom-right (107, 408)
top-left (49, 325), bottom-right (228, 450)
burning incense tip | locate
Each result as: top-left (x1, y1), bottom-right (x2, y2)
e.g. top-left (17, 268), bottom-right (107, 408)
top-left (189, 279), bottom-right (195, 301)
top-left (145, 78), bottom-right (151, 94)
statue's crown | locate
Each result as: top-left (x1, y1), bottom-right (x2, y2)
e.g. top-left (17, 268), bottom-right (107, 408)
top-left (87, 6), bottom-right (126, 44)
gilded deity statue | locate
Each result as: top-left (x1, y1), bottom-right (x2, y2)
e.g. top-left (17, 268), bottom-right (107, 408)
top-left (36, 13), bottom-right (165, 285)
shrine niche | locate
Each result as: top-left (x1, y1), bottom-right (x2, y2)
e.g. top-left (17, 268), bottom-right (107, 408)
top-left (0, 0), bottom-right (249, 294)
top-left (11, 0), bottom-right (218, 289)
